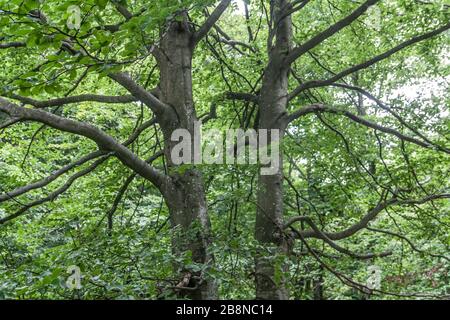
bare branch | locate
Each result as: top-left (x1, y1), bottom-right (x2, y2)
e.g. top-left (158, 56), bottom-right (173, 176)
top-left (8, 94), bottom-right (137, 109)
top-left (0, 151), bottom-right (105, 204)
top-left (108, 73), bottom-right (168, 115)
top-left (107, 172), bottom-right (137, 232)
top-left (0, 156), bottom-right (110, 225)
top-left (367, 227), bottom-right (449, 262)
top-left (294, 193), bottom-right (450, 241)
top-left (0, 42), bottom-right (26, 49)
top-left (286, 104), bottom-right (449, 153)
top-left (285, 217), bottom-right (392, 259)
top-left (107, 150), bottom-right (164, 232)
top-left (330, 83), bottom-right (450, 153)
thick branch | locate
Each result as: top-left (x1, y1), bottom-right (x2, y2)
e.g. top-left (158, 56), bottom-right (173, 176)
top-left (0, 117), bottom-right (21, 130)
top-left (0, 156), bottom-right (111, 225)
top-left (108, 73), bottom-right (168, 115)
top-left (330, 83), bottom-right (450, 153)
top-left (0, 98), bottom-right (167, 188)
top-left (8, 94), bottom-right (137, 109)
top-left (114, 3), bottom-right (133, 20)
top-left (289, 23), bottom-right (450, 98)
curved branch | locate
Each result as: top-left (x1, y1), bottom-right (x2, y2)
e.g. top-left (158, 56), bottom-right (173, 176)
top-left (0, 117), bottom-right (21, 130)
top-left (0, 42), bottom-right (26, 49)
top-left (107, 150), bottom-right (164, 232)
top-left (0, 136), bottom-right (163, 226)
top-left (8, 94), bottom-right (137, 109)
top-left (296, 226), bottom-right (450, 299)
top-left (283, 0), bottom-right (380, 67)
top-left (193, 0), bottom-right (232, 47)
top-left (212, 35), bottom-right (255, 54)
top-left (329, 83), bottom-right (450, 153)
top-left (108, 73), bottom-right (168, 115)
top-left (293, 193), bottom-right (450, 241)
top-left (286, 104), bottom-right (449, 153)
top-left (0, 151), bottom-right (105, 204)
top-left (107, 172), bottom-right (137, 232)
top-left (0, 155), bottom-right (110, 225)
top-left (278, 0), bottom-right (311, 22)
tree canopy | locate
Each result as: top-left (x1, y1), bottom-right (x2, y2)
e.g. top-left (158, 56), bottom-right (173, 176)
top-left (0, 0), bottom-right (449, 300)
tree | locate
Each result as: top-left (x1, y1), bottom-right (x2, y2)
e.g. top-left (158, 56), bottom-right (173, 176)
top-left (0, 0), bottom-right (448, 300)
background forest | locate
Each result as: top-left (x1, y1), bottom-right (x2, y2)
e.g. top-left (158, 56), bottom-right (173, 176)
top-left (0, 0), bottom-right (449, 300)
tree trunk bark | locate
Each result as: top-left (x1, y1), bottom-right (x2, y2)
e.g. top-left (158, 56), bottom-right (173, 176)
top-left (254, 0), bottom-right (292, 300)
top-left (156, 19), bottom-right (217, 300)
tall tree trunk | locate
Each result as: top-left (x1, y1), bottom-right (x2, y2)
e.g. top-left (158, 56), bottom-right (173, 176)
top-left (254, 0), bottom-right (292, 300)
top-left (156, 19), bottom-right (217, 300)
